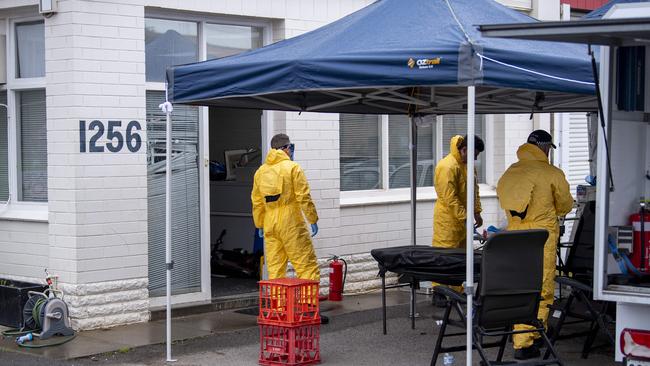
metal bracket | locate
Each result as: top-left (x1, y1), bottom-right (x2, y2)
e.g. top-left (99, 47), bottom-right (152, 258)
top-left (166, 261), bottom-right (174, 270)
top-left (463, 284), bottom-right (475, 295)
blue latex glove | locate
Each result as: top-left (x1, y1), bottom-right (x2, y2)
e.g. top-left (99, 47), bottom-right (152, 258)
top-left (487, 225), bottom-right (501, 233)
top-left (311, 223), bottom-right (318, 237)
top-left (257, 228), bottom-right (264, 238)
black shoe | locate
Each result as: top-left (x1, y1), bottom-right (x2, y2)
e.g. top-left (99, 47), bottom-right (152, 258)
top-left (432, 293), bottom-right (448, 308)
top-left (514, 345), bottom-right (541, 360)
top-left (320, 315), bottom-right (329, 324)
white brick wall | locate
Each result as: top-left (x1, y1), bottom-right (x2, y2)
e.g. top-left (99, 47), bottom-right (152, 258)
top-left (0, 222), bottom-right (49, 279)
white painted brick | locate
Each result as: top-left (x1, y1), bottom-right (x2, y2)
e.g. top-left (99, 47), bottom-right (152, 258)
top-left (270, 0), bottom-right (287, 17)
top-left (118, 26), bottom-right (144, 40)
top-left (80, 24), bottom-right (119, 38)
top-left (71, 11), bottom-right (102, 25)
top-left (99, 14), bottom-right (138, 28)
top-left (226, 0), bottom-right (243, 13)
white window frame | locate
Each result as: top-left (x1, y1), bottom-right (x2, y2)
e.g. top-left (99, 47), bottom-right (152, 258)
top-left (340, 114), bottom-right (494, 207)
top-left (144, 11), bottom-right (273, 307)
top-left (0, 15), bottom-right (48, 222)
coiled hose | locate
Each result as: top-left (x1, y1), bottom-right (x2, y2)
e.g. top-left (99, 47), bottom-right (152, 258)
top-left (1, 295), bottom-right (76, 347)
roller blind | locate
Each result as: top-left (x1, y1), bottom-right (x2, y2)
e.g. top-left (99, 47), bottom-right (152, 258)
top-left (19, 90), bottom-right (47, 202)
top-left (388, 115), bottom-right (435, 188)
top-left (441, 114), bottom-right (486, 183)
top-left (339, 114), bottom-right (382, 191)
top-left (0, 92), bottom-right (7, 201)
top-left (146, 91), bottom-right (201, 296)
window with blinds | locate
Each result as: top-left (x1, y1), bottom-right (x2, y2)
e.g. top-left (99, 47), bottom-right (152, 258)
top-left (441, 115), bottom-right (487, 183)
top-left (388, 115), bottom-right (435, 188)
top-left (18, 90), bottom-right (47, 202)
top-left (339, 114), bottom-right (382, 191)
top-left (0, 92), bottom-right (7, 202)
top-left (146, 91), bottom-right (201, 296)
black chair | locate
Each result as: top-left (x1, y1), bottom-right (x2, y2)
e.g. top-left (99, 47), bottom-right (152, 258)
top-left (546, 201), bottom-right (615, 359)
top-left (431, 229), bottom-right (564, 366)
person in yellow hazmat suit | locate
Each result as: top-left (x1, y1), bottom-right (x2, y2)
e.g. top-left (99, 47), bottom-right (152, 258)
top-left (251, 134), bottom-right (328, 324)
top-left (252, 133), bottom-right (319, 280)
top-left (431, 135), bottom-right (484, 305)
top-left (496, 130), bottom-right (574, 360)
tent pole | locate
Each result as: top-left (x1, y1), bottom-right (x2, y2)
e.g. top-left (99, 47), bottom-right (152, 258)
top-left (409, 116), bottom-right (418, 329)
top-left (466, 86), bottom-right (476, 366)
top-left (163, 91), bottom-right (175, 362)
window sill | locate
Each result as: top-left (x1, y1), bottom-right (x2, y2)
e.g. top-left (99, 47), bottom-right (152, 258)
top-left (340, 184), bottom-right (497, 207)
top-left (0, 202), bottom-right (49, 223)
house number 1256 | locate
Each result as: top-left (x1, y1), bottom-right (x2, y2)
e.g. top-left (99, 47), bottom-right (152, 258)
top-left (79, 120), bottom-right (142, 153)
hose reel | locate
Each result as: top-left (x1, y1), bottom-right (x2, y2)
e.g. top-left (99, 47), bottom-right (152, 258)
top-left (22, 290), bottom-right (74, 340)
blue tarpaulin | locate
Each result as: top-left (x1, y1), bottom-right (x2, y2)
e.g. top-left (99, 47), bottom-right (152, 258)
top-left (168, 0), bottom-right (596, 114)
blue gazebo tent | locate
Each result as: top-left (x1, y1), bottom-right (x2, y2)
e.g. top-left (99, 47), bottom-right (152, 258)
top-left (163, 0), bottom-right (598, 363)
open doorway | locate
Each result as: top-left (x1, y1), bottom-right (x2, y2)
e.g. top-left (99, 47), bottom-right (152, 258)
top-left (208, 107), bottom-right (263, 299)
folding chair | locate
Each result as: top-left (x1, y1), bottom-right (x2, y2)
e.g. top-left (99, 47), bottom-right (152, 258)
top-left (546, 201), bottom-right (615, 359)
top-left (431, 230), bottom-right (564, 366)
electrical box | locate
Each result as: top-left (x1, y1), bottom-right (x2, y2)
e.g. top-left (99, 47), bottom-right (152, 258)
top-left (0, 35), bottom-right (6, 85)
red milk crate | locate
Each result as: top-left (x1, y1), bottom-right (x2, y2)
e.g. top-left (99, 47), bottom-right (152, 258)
top-left (258, 278), bottom-right (320, 326)
top-left (259, 322), bottom-right (320, 366)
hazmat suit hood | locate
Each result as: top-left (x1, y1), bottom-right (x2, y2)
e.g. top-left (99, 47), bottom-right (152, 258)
top-left (516, 142), bottom-right (549, 163)
top-left (264, 148), bottom-right (290, 165)
top-left (449, 135), bottom-right (463, 165)
top-left (497, 143), bottom-right (547, 215)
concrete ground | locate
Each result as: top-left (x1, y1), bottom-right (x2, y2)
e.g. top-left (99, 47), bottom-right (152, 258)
top-left (0, 290), bottom-right (618, 366)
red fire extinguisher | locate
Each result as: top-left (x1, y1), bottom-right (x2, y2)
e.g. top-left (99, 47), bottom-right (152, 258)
top-left (328, 256), bottom-right (347, 301)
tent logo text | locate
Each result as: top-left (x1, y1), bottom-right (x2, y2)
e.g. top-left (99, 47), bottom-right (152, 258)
top-left (408, 57), bottom-right (441, 69)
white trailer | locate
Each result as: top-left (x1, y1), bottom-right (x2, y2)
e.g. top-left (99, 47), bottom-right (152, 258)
top-left (481, 3), bottom-right (650, 363)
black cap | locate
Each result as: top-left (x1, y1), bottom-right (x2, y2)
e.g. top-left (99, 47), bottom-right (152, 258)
top-left (527, 130), bottom-right (556, 149)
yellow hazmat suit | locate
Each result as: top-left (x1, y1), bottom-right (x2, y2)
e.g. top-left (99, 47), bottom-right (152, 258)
top-left (433, 135), bottom-right (482, 249)
top-left (252, 149), bottom-right (320, 281)
top-left (497, 143), bottom-right (574, 350)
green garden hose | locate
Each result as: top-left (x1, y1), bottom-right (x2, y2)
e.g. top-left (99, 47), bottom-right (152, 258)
top-left (17, 334), bottom-right (76, 348)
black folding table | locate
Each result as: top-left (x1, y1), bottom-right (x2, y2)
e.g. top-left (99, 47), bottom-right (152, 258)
top-left (371, 245), bottom-right (481, 334)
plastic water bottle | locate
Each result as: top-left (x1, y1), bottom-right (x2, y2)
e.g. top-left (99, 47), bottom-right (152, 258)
top-left (443, 352), bottom-right (454, 365)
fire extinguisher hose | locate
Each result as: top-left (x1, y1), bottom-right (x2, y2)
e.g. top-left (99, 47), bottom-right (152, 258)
top-left (339, 257), bottom-right (348, 293)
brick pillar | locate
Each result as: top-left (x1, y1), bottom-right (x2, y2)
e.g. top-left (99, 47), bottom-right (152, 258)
top-left (45, 0), bottom-right (149, 329)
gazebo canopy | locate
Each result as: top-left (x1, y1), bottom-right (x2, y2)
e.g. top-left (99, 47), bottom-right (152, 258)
top-left (167, 0), bottom-right (597, 115)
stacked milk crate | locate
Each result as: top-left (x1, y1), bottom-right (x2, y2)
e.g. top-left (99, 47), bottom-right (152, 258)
top-left (258, 278), bottom-right (321, 365)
